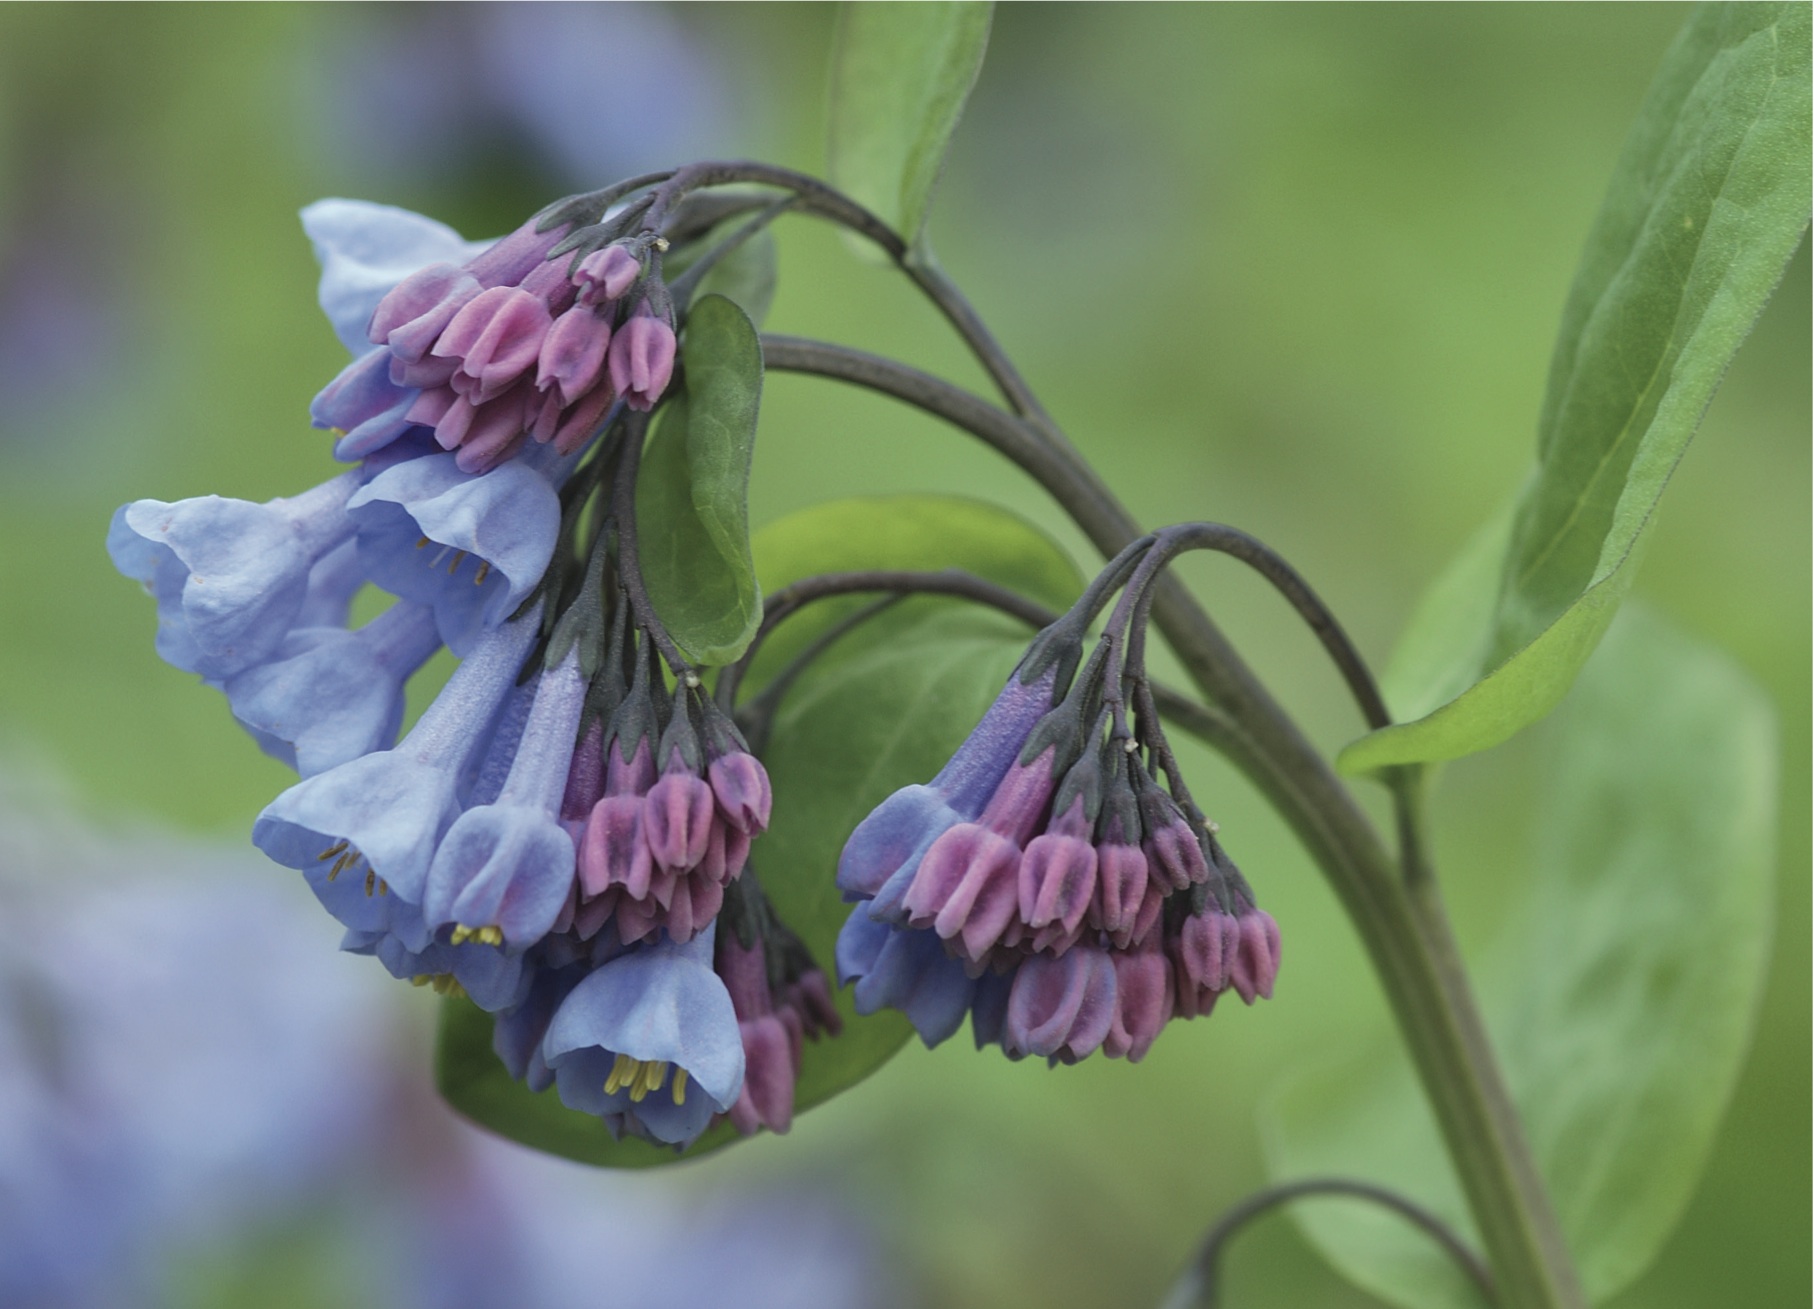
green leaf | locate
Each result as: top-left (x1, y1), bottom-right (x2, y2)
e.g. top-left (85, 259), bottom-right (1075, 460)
top-left (1270, 606), bottom-right (1778, 1306)
top-left (826, 0), bottom-right (993, 251)
top-left (1342, 3), bottom-right (1809, 775)
top-left (436, 497), bottom-right (1080, 1166)
top-left (635, 294), bottom-right (764, 666)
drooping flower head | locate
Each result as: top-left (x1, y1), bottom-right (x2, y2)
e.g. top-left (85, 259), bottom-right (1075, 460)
top-left (836, 543), bottom-right (1280, 1064)
top-left (313, 196), bottom-right (680, 473)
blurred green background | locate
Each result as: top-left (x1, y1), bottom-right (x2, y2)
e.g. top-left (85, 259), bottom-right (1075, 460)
top-left (0, 4), bottom-right (1803, 1306)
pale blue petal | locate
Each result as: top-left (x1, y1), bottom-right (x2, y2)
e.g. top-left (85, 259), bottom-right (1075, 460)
top-left (302, 199), bottom-right (490, 355)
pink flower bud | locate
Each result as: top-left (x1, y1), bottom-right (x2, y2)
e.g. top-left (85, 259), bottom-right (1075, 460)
top-left (606, 310), bottom-right (676, 412)
top-left (708, 750), bottom-right (773, 834)
top-left (536, 305), bottom-right (612, 407)
top-left (575, 245), bottom-right (642, 305)
top-left (644, 762), bottom-right (717, 871)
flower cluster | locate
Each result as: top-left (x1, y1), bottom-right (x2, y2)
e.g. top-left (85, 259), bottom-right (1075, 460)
top-left (836, 610), bottom-right (1280, 1065)
top-left (312, 200), bottom-right (678, 474)
top-left (108, 189), bottom-right (837, 1150)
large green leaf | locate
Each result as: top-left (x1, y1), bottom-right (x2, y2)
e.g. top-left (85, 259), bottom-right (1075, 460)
top-left (1342, 3), bottom-right (1809, 775)
top-left (1270, 606), bottom-right (1778, 1306)
top-left (437, 498), bottom-right (1081, 1166)
top-left (826, 1), bottom-right (993, 251)
top-left (635, 294), bottom-right (764, 666)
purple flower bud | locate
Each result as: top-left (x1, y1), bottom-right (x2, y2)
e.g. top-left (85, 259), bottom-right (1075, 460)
top-left (535, 305), bottom-right (612, 408)
top-left (728, 1014), bottom-right (797, 1136)
top-left (978, 751), bottom-right (1061, 846)
top-left (1003, 946), bottom-right (1118, 1062)
top-left (1144, 811), bottom-right (1209, 891)
top-left (369, 263), bottom-right (484, 362)
top-left (1227, 907), bottom-right (1282, 1004)
top-left (1169, 903), bottom-right (1241, 1019)
top-left (644, 757), bottom-right (717, 871)
top-left (434, 286), bottom-right (554, 404)
top-left (606, 309), bottom-right (676, 412)
top-left (578, 740), bottom-right (655, 901)
top-left (1092, 842), bottom-right (1149, 948)
top-left (575, 245), bottom-right (642, 305)
top-left (463, 214), bottom-right (566, 291)
top-left (707, 750), bottom-right (772, 835)
top-left (1102, 934), bottom-right (1174, 1062)
top-left (1018, 797), bottom-right (1097, 934)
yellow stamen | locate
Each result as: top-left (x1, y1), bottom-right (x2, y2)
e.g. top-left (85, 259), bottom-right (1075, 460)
top-left (447, 550), bottom-right (468, 576)
top-left (415, 535), bottom-right (430, 549)
top-left (628, 1059), bottom-right (669, 1103)
top-left (364, 868), bottom-right (376, 896)
top-left (376, 877), bottom-right (389, 897)
top-left (329, 851), bottom-right (356, 881)
top-left (671, 1068), bottom-right (688, 1106)
top-left (473, 561), bottom-right (491, 586)
top-left (604, 1052), bottom-right (636, 1095)
top-left (317, 840), bottom-right (349, 861)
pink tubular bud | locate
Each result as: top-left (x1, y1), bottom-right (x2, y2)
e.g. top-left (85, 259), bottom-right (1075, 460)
top-left (1227, 907), bottom-right (1282, 1003)
top-left (370, 263), bottom-right (484, 362)
top-left (1144, 817), bottom-right (1208, 891)
top-left (1005, 947), bottom-right (1118, 1062)
top-left (1103, 935), bottom-right (1174, 1062)
top-left (643, 765), bottom-right (717, 871)
top-left (536, 305), bottom-right (612, 408)
top-left (578, 795), bottom-right (652, 900)
top-left (606, 311), bottom-right (676, 412)
top-left (575, 244), bottom-right (642, 305)
top-left (708, 751), bottom-right (773, 834)
top-left (1092, 842), bottom-right (1149, 945)
top-left (463, 215), bottom-right (564, 290)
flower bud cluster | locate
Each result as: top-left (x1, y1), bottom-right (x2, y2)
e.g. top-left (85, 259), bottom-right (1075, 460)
top-left (312, 204), bottom-right (678, 474)
top-left (837, 617), bottom-right (1280, 1065)
top-left (569, 645), bottom-right (770, 947)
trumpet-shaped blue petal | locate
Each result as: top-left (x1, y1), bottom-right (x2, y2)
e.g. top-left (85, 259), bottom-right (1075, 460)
top-left (835, 911), bottom-right (976, 1048)
top-left (835, 784), bottom-right (962, 904)
top-left (348, 451), bottom-right (560, 655)
top-left (311, 346), bottom-right (421, 462)
top-left (302, 199), bottom-right (490, 356)
top-left (369, 933), bottom-right (531, 1014)
top-left (107, 473), bottom-right (360, 680)
top-left (423, 650), bottom-right (587, 948)
top-left (223, 600), bottom-right (441, 777)
top-left (543, 926), bottom-right (743, 1147)
top-left (253, 613), bottom-right (537, 933)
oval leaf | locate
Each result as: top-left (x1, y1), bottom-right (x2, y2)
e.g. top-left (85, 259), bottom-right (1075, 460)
top-left (635, 294), bottom-right (764, 666)
top-left (1270, 605), bottom-right (1778, 1305)
top-left (827, 1), bottom-right (993, 251)
top-left (1342, 3), bottom-right (1810, 775)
